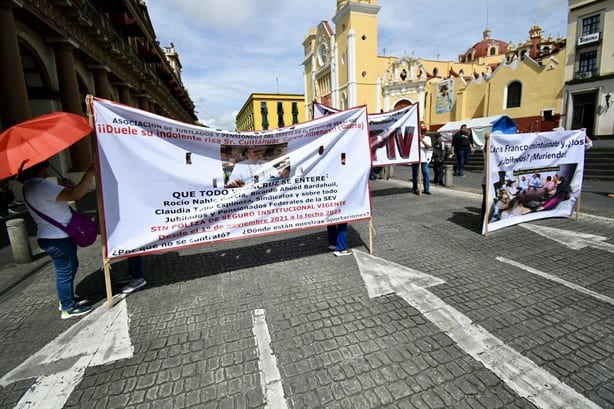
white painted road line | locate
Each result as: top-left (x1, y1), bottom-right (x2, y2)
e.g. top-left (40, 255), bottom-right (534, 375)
top-left (252, 309), bottom-right (288, 409)
top-left (497, 256), bottom-right (614, 306)
top-left (401, 284), bottom-right (602, 409)
top-left (14, 356), bottom-right (89, 409)
top-left (354, 250), bottom-right (601, 409)
top-left (0, 295), bottom-right (133, 409)
top-left (521, 224), bottom-right (614, 253)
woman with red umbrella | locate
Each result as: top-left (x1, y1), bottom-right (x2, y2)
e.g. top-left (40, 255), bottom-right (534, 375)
top-left (19, 161), bottom-right (97, 319)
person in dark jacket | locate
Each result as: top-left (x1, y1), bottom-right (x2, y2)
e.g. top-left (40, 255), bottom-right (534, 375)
top-left (430, 133), bottom-right (447, 186)
top-left (450, 124), bottom-right (474, 177)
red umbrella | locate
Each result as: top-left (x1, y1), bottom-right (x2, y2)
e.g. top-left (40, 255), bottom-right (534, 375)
top-left (0, 112), bottom-right (92, 179)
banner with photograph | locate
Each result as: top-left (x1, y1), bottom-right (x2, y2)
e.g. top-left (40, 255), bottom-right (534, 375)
top-left (313, 103), bottom-right (420, 165)
top-left (484, 129), bottom-right (587, 234)
top-left (436, 79), bottom-right (454, 114)
top-left (93, 98), bottom-right (372, 258)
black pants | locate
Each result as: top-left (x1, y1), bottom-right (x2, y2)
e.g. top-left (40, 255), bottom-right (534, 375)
top-left (432, 160), bottom-right (444, 183)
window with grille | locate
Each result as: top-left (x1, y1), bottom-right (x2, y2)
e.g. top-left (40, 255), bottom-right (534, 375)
top-left (260, 101), bottom-right (269, 130)
top-left (277, 101), bottom-right (284, 128)
top-left (291, 102), bottom-right (299, 124)
top-left (582, 15), bottom-right (600, 35)
top-left (579, 50), bottom-right (597, 73)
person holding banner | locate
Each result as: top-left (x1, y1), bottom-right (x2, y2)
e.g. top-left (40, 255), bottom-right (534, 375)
top-left (327, 223), bottom-right (351, 256)
top-left (19, 162), bottom-right (97, 319)
top-left (450, 124), bottom-right (474, 177)
top-left (411, 133), bottom-right (432, 195)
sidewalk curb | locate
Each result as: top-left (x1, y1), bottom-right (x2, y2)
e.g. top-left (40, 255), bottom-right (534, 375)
top-left (0, 256), bottom-right (51, 298)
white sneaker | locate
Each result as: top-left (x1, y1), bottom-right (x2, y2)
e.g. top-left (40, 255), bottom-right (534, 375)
top-left (333, 250), bottom-right (352, 257)
top-left (121, 278), bottom-right (147, 294)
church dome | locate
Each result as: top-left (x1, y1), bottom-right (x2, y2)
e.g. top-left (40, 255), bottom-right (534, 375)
top-left (459, 28), bottom-right (509, 63)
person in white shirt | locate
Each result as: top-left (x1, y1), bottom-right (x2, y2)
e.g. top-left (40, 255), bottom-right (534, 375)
top-left (19, 161), bottom-right (97, 319)
top-left (411, 133), bottom-right (433, 194)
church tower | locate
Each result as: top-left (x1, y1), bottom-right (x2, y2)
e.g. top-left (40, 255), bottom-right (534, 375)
top-left (303, 0), bottom-right (381, 118)
top-left (332, 0), bottom-right (380, 110)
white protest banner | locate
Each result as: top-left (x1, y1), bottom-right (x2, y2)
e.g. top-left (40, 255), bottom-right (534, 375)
top-left (93, 98), bottom-right (371, 258)
top-left (313, 103), bottom-right (420, 165)
top-left (484, 129), bottom-right (587, 234)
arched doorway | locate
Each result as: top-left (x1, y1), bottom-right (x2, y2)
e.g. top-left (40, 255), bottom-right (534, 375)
top-left (393, 99), bottom-right (412, 111)
top-left (19, 40), bottom-right (53, 104)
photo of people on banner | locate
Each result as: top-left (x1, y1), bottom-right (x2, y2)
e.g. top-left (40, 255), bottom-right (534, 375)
top-left (483, 129), bottom-right (587, 234)
top-left (221, 144), bottom-right (290, 188)
top-left (436, 79), bottom-right (454, 114)
top-left (488, 164), bottom-right (576, 223)
top-left (92, 98), bottom-right (372, 258)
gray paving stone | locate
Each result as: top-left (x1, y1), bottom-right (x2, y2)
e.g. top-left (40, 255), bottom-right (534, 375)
top-left (1, 180), bottom-right (613, 409)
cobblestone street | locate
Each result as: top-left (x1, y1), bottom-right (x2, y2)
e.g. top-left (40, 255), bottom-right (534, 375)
top-left (1, 178), bottom-right (613, 409)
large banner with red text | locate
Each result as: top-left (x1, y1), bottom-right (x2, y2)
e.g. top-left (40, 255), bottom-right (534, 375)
top-left (93, 98), bottom-right (372, 259)
top-left (313, 103), bottom-right (420, 165)
top-left (484, 129), bottom-right (587, 234)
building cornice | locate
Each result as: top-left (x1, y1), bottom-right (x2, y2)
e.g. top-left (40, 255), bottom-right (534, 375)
top-left (14, 0), bottom-right (195, 121)
top-left (333, 2), bottom-right (380, 25)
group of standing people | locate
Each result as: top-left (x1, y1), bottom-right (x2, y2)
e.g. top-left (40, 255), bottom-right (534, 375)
top-left (410, 123), bottom-right (473, 194)
top-left (17, 125), bottom-right (474, 319)
top-left (18, 146), bottom-right (347, 319)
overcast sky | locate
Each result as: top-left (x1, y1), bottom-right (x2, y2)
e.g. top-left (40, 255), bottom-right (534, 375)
top-left (146, 0), bottom-right (568, 130)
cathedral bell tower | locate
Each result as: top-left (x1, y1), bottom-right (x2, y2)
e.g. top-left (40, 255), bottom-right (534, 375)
top-left (332, 0), bottom-right (380, 111)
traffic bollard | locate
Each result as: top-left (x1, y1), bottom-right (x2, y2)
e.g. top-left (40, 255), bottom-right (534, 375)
top-left (444, 165), bottom-right (454, 187)
top-left (6, 218), bottom-right (32, 263)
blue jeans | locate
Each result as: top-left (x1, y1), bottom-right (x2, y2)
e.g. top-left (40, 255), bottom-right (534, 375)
top-left (411, 162), bottom-right (430, 192)
top-left (455, 149), bottom-right (470, 176)
top-left (327, 223), bottom-right (347, 251)
top-left (38, 237), bottom-right (79, 311)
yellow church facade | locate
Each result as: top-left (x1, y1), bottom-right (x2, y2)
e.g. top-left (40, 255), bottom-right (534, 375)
top-left (303, 0), bottom-right (567, 134)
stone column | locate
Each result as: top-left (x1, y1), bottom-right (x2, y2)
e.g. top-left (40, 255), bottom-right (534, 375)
top-left (116, 83), bottom-right (132, 106)
top-left (0, 0), bottom-right (32, 128)
top-left (51, 38), bottom-right (92, 169)
top-left (137, 94), bottom-right (150, 112)
top-left (90, 65), bottom-right (112, 100)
